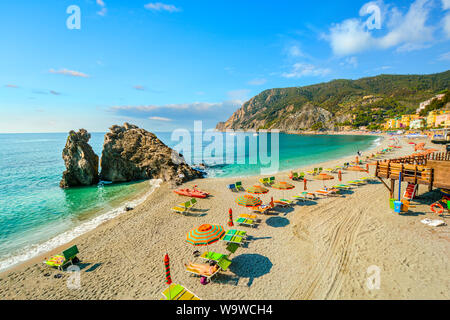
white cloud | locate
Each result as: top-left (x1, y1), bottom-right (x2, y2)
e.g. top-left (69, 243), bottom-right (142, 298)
top-left (282, 63), bottom-right (331, 78)
top-left (325, 0), bottom-right (434, 55)
top-left (442, 0), bottom-right (450, 10)
top-left (438, 51), bottom-right (450, 60)
top-left (49, 68), bottom-right (89, 78)
top-left (144, 2), bottom-right (181, 12)
top-left (227, 89), bottom-right (250, 102)
top-left (109, 100), bottom-right (242, 122)
top-left (341, 56), bottom-right (358, 68)
top-left (444, 14), bottom-right (450, 38)
top-left (248, 78), bottom-right (267, 86)
top-left (96, 0), bottom-right (107, 16)
top-left (149, 116), bottom-right (172, 121)
top-left (287, 45), bottom-right (304, 57)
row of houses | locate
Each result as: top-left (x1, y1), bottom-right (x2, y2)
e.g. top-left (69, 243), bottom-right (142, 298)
top-left (383, 110), bottom-right (450, 130)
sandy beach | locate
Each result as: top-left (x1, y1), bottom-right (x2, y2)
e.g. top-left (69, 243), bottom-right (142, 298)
top-left (0, 135), bottom-right (449, 300)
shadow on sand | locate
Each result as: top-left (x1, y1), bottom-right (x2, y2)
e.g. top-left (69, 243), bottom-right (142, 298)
top-left (266, 216), bottom-right (290, 228)
top-left (229, 254), bottom-right (273, 287)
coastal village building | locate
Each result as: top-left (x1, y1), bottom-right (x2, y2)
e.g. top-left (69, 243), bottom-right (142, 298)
top-left (409, 118), bottom-right (425, 129)
top-left (435, 113), bottom-right (450, 128)
top-left (416, 93), bottom-right (446, 114)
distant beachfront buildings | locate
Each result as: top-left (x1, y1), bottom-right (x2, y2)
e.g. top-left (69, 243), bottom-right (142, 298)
top-left (382, 94), bottom-right (449, 131)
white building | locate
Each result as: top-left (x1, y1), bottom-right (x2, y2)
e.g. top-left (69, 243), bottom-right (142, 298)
top-left (416, 94), bottom-right (446, 114)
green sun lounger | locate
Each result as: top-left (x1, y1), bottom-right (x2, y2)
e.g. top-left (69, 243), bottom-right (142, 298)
top-left (217, 256), bottom-right (232, 272)
top-left (291, 172), bottom-right (299, 180)
top-left (161, 283), bottom-right (200, 300)
top-left (235, 217), bottom-right (256, 227)
top-left (259, 177), bottom-right (270, 186)
top-left (226, 242), bottom-right (239, 255)
top-left (45, 245), bottom-right (79, 270)
top-left (200, 251), bottom-right (226, 262)
top-left (171, 201), bottom-right (191, 214)
top-left (221, 234), bottom-right (245, 246)
top-left (269, 177), bottom-right (275, 185)
top-left (333, 185), bottom-right (352, 190)
top-left (235, 181), bottom-right (244, 191)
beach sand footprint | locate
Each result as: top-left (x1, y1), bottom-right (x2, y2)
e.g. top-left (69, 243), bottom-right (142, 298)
top-left (229, 254), bottom-right (273, 287)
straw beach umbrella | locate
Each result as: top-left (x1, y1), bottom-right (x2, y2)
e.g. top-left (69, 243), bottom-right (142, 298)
top-left (271, 182), bottom-right (295, 190)
top-left (314, 173), bottom-right (334, 188)
top-left (186, 224), bottom-right (225, 246)
top-left (235, 195), bottom-right (262, 208)
top-left (246, 185), bottom-right (269, 195)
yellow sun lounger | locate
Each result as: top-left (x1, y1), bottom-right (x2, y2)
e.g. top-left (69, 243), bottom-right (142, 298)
top-left (161, 283), bottom-right (200, 300)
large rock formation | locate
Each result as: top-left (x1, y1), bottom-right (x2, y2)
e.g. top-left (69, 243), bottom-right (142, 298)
top-left (60, 129), bottom-right (99, 188)
top-left (100, 123), bottom-right (203, 186)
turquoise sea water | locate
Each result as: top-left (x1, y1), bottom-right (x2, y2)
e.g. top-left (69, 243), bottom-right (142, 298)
top-left (0, 132), bottom-right (379, 271)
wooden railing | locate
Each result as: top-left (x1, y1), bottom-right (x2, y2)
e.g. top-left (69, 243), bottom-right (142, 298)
top-left (381, 152), bottom-right (450, 165)
top-left (375, 161), bottom-right (433, 186)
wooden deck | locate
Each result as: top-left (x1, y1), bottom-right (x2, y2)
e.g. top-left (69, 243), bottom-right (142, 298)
top-left (375, 152), bottom-right (450, 198)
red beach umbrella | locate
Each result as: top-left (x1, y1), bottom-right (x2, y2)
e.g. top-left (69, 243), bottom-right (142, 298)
top-left (164, 253), bottom-right (172, 285)
top-left (304, 179), bottom-right (307, 191)
top-left (228, 208), bottom-right (234, 227)
top-left (338, 170), bottom-right (342, 182)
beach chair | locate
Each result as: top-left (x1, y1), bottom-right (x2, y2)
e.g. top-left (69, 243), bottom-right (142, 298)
top-left (293, 192), bottom-right (317, 201)
top-left (250, 204), bottom-right (273, 214)
top-left (185, 264), bottom-right (221, 280)
top-left (227, 184), bottom-right (237, 192)
top-left (274, 199), bottom-right (294, 207)
top-left (347, 180), bottom-right (365, 186)
top-left (318, 167), bottom-right (323, 174)
top-left (226, 242), bottom-right (239, 256)
top-left (235, 181), bottom-right (244, 191)
top-left (333, 184), bottom-right (352, 190)
top-left (235, 217), bottom-right (257, 228)
top-left (269, 177), bottom-right (275, 185)
top-left (259, 178), bottom-right (270, 186)
top-left (44, 245), bottom-right (79, 270)
top-left (221, 230), bottom-right (247, 246)
top-left (161, 283), bottom-right (200, 300)
top-left (315, 189), bottom-right (340, 197)
top-left (298, 172), bottom-right (305, 180)
top-left (200, 251), bottom-right (226, 262)
top-left (239, 214), bottom-right (257, 220)
top-left (291, 172), bottom-right (299, 181)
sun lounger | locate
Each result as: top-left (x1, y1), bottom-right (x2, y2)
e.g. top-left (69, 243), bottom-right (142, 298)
top-left (315, 189), bottom-right (340, 197)
top-left (226, 242), bottom-right (239, 255)
top-left (274, 199), bottom-right (294, 207)
top-left (333, 184), bottom-right (352, 190)
top-left (161, 283), bottom-right (200, 300)
top-left (239, 214), bottom-right (257, 220)
top-left (259, 178), bottom-right (270, 186)
top-left (291, 172), bottom-right (299, 180)
top-left (250, 204), bottom-right (273, 214)
top-left (171, 199), bottom-right (196, 214)
top-left (299, 172), bottom-right (305, 180)
top-left (293, 192), bottom-right (317, 201)
top-left (221, 230), bottom-right (247, 246)
top-left (347, 180), bottom-right (365, 186)
top-left (185, 264), bottom-right (221, 279)
top-left (235, 181), bottom-right (244, 191)
top-left (235, 217), bottom-right (257, 228)
top-left (200, 251), bottom-right (226, 262)
top-left (227, 184), bottom-right (238, 192)
top-left (307, 168), bottom-right (318, 175)
top-left (44, 245), bottom-right (79, 270)
top-left (318, 167), bottom-right (323, 174)
top-left (269, 177), bottom-right (275, 185)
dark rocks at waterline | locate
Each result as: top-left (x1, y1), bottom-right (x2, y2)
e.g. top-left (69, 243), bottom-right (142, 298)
top-left (60, 129), bottom-right (99, 188)
top-left (99, 123), bottom-right (204, 186)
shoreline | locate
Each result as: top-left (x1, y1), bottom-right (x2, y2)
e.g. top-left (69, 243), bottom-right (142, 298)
top-left (0, 180), bottom-right (156, 274)
top-left (0, 133), bottom-right (383, 277)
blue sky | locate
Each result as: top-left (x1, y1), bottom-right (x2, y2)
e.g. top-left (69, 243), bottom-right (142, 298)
top-left (0, 0), bottom-right (449, 133)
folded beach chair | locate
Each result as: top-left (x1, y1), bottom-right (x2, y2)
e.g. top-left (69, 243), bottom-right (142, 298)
top-left (235, 181), bottom-right (244, 191)
top-left (45, 245), bottom-right (79, 270)
top-left (227, 184), bottom-right (237, 192)
top-left (235, 217), bottom-right (257, 228)
top-left (161, 283), bottom-right (200, 300)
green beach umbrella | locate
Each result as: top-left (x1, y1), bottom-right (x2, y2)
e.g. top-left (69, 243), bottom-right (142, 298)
top-left (246, 185), bottom-right (269, 194)
top-left (235, 195), bottom-right (262, 207)
top-left (185, 224), bottom-right (226, 246)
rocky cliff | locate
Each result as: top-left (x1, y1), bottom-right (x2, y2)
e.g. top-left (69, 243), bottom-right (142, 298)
top-left (60, 129), bottom-right (99, 188)
top-left (216, 71), bottom-right (450, 131)
top-left (100, 123), bottom-right (203, 186)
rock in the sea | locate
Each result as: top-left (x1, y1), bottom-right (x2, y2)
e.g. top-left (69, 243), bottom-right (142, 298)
top-left (100, 123), bottom-right (203, 186)
top-left (60, 129), bottom-right (99, 188)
